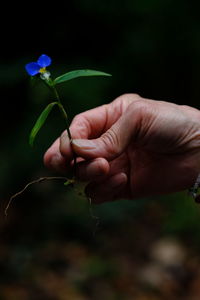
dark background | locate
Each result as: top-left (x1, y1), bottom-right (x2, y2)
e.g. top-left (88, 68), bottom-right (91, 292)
top-left (1, 1), bottom-right (200, 299)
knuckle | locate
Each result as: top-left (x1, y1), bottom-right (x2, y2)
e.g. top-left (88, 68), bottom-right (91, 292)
top-left (71, 113), bottom-right (84, 126)
top-left (71, 114), bottom-right (91, 138)
top-left (124, 93), bottom-right (141, 99)
top-left (101, 128), bottom-right (120, 155)
top-left (111, 94), bottom-right (143, 115)
top-left (116, 93), bottom-right (142, 102)
top-left (129, 99), bottom-right (151, 116)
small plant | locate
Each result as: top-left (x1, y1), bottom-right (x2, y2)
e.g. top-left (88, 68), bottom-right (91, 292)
top-left (5, 54), bottom-right (111, 215)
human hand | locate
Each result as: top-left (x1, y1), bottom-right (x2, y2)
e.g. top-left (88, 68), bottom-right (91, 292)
top-left (44, 94), bottom-right (200, 203)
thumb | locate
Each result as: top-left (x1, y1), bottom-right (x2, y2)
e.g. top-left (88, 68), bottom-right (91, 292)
top-left (72, 107), bottom-right (141, 160)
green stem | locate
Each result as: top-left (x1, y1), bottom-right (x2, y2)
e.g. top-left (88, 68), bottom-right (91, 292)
top-left (49, 81), bottom-right (77, 177)
top-left (53, 86), bottom-right (71, 139)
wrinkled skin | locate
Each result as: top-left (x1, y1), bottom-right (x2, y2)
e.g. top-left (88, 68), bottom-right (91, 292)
top-left (44, 94), bottom-right (200, 203)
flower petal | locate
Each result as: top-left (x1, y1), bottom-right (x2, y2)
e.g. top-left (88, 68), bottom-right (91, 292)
top-left (37, 54), bottom-right (52, 68)
top-left (25, 62), bottom-right (40, 76)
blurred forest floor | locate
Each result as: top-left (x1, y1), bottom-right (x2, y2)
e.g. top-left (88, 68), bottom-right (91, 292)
top-left (1, 183), bottom-right (200, 300)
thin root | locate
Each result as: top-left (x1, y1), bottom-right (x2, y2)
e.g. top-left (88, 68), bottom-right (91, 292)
top-left (5, 177), bottom-right (68, 217)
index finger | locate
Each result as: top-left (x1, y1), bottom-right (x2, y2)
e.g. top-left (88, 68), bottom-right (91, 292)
top-left (69, 94), bottom-right (137, 140)
top-left (44, 104), bottom-right (111, 168)
top-left (44, 94), bottom-right (137, 167)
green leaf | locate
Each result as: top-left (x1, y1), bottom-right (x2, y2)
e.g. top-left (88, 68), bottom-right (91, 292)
top-left (54, 69), bottom-right (112, 85)
top-left (29, 102), bottom-right (58, 146)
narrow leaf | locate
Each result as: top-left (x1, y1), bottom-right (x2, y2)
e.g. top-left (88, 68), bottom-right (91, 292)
top-left (29, 102), bottom-right (58, 146)
top-left (54, 69), bottom-right (111, 85)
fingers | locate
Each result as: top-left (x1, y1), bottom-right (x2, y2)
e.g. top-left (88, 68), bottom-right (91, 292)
top-left (68, 93), bottom-right (140, 141)
top-left (44, 130), bottom-right (74, 170)
top-left (59, 103), bottom-right (120, 159)
top-left (44, 94), bottom-right (137, 161)
top-left (76, 158), bottom-right (110, 181)
top-left (70, 100), bottom-right (149, 161)
top-left (69, 94), bottom-right (135, 140)
top-left (44, 104), bottom-right (112, 169)
top-left (44, 93), bottom-right (142, 171)
top-left (85, 172), bottom-right (128, 204)
top-left (59, 130), bottom-right (73, 160)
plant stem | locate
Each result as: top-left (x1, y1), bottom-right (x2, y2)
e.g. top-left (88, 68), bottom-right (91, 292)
top-left (51, 83), bottom-right (77, 177)
top-left (51, 85), bottom-right (70, 137)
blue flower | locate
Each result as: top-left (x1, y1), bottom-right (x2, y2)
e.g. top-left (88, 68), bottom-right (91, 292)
top-left (25, 54), bottom-right (52, 76)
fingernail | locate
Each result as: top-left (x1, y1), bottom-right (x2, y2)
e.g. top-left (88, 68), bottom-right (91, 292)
top-left (72, 139), bottom-right (96, 150)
